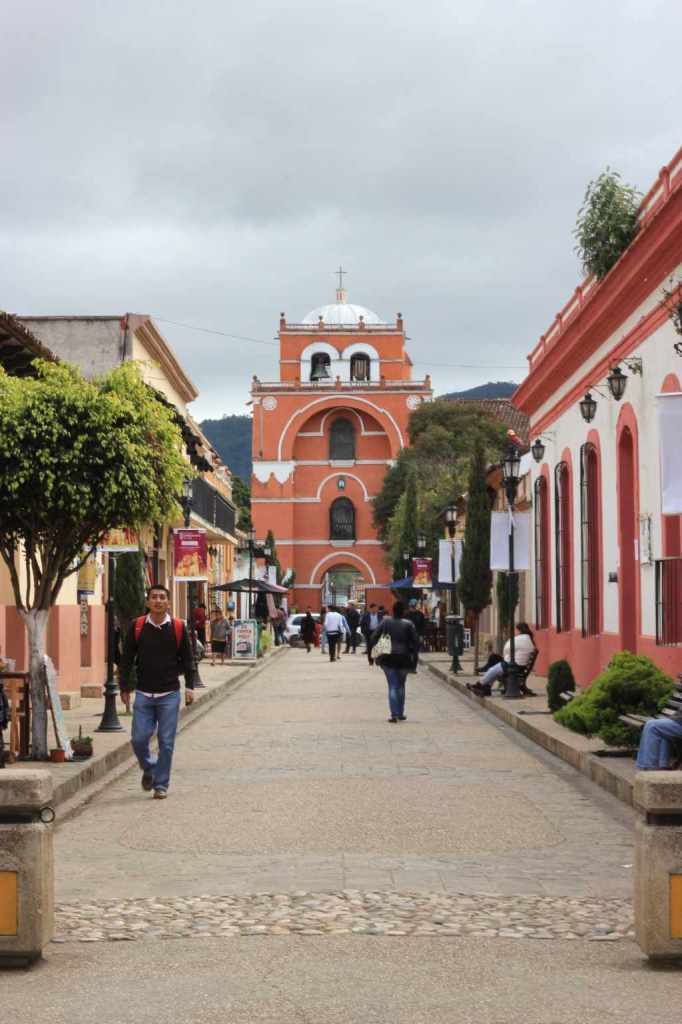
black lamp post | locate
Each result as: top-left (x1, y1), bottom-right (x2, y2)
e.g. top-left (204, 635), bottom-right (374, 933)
top-left (96, 553), bottom-right (124, 733)
top-left (502, 444), bottom-right (523, 700)
top-left (247, 525), bottom-right (256, 618)
top-left (180, 477), bottom-right (204, 688)
top-left (444, 503), bottom-right (462, 674)
top-left (416, 531), bottom-right (426, 554)
top-left (403, 550), bottom-right (411, 579)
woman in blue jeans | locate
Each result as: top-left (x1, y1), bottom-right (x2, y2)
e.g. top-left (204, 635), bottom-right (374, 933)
top-left (368, 600), bottom-right (419, 722)
top-left (636, 714), bottom-right (682, 769)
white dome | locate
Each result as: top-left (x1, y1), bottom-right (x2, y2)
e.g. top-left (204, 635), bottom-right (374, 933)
top-left (302, 302), bottom-right (385, 326)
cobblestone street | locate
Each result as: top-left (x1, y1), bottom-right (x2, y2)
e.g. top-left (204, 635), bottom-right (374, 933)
top-left (10, 647), bottom-right (682, 1023)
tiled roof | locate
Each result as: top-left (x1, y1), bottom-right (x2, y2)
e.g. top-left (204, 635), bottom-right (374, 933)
top-left (443, 398), bottom-right (530, 443)
top-left (0, 311), bottom-right (58, 375)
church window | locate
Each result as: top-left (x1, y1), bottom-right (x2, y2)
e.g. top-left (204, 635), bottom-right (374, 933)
top-left (310, 353), bottom-right (331, 381)
top-left (330, 497), bottom-right (355, 540)
top-left (350, 353), bottom-right (371, 381)
top-left (329, 417), bottom-right (355, 460)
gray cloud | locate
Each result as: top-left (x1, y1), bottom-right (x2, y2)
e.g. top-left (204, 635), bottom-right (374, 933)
top-left (2, 0), bottom-right (680, 420)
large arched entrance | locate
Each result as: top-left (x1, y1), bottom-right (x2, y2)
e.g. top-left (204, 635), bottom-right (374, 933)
top-left (321, 564), bottom-right (365, 607)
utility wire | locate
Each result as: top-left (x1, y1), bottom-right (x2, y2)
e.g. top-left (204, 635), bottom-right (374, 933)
top-left (151, 314), bottom-right (526, 369)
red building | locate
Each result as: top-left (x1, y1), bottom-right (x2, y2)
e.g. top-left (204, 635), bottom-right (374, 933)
top-left (251, 285), bottom-right (432, 610)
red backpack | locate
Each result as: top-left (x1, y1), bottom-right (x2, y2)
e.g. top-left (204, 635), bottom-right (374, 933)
top-left (133, 616), bottom-right (184, 647)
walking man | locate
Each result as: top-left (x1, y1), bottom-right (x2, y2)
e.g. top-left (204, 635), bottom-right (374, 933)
top-left (324, 606), bottom-right (347, 662)
top-left (120, 584), bottom-right (194, 800)
top-left (345, 601), bottom-right (361, 654)
top-left (360, 602), bottom-right (383, 661)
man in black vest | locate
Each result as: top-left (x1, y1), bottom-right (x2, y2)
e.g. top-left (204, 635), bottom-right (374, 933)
top-left (120, 584), bottom-right (194, 799)
top-left (344, 601), bottom-right (361, 653)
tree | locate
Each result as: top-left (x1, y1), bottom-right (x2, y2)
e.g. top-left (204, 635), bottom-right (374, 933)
top-left (396, 467), bottom-right (419, 576)
top-left (265, 528), bottom-right (283, 586)
top-left (232, 474), bottom-right (252, 530)
top-left (113, 545), bottom-right (147, 693)
top-left (574, 168), bottom-right (641, 279)
top-left (0, 360), bottom-right (187, 758)
top-left (458, 441), bottom-right (493, 670)
top-left (495, 570), bottom-right (519, 648)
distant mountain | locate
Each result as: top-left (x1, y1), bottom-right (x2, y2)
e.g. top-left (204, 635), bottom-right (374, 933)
top-left (200, 414), bottom-right (252, 481)
top-left (438, 381), bottom-right (518, 400)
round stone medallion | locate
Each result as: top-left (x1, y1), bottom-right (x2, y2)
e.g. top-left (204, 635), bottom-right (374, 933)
top-left (262, 396), bottom-right (278, 411)
top-left (406, 395), bottom-right (422, 410)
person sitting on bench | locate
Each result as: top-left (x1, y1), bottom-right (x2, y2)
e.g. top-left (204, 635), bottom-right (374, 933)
top-left (636, 713), bottom-right (682, 770)
top-left (470, 623), bottom-right (536, 696)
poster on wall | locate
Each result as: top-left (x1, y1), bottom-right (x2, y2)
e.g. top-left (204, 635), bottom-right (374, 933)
top-left (173, 528), bottom-right (208, 581)
top-left (411, 557), bottom-right (433, 587)
top-left (99, 527), bottom-right (139, 553)
top-left (232, 619), bottom-right (257, 660)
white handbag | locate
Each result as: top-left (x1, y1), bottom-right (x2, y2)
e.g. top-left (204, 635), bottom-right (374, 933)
top-left (374, 629), bottom-right (392, 658)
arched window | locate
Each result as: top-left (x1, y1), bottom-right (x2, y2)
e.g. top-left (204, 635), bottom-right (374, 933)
top-left (580, 443), bottom-right (600, 636)
top-left (350, 352), bottom-right (371, 382)
top-left (554, 461), bottom-right (572, 633)
top-left (534, 476), bottom-right (549, 629)
top-left (310, 352), bottom-right (331, 381)
top-left (330, 497), bottom-right (355, 540)
top-left (329, 417), bottom-right (355, 460)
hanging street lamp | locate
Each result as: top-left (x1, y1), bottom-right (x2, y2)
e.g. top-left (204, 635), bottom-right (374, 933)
top-left (579, 391), bottom-right (598, 423)
top-left (607, 364), bottom-right (628, 401)
top-left (531, 438), bottom-right (546, 463)
top-left (501, 443), bottom-right (523, 700)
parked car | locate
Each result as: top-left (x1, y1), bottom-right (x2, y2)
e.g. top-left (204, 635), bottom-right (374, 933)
top-left (284, 612), bottom-right (320, 646)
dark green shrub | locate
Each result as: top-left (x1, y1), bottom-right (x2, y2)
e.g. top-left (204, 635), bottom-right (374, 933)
top-left (554, 651), bottom-right (674, 747)
top-left (574, 169), bottom-right (641, 279)
top-left (547, 659), bottom-right (576, 713)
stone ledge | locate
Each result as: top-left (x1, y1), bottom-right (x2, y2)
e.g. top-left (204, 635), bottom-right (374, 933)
top-left (425, 659), bottom-right (636, 809)
top-left (80, 684), bottom-right (102, 699)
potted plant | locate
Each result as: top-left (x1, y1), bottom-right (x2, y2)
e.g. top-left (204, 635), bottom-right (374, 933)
top-left (70, 726), bottom-right (93, 759)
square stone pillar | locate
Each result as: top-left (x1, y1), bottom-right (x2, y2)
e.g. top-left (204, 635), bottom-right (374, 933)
top-left (634, 771), bottom-right (682, 960)
top-left (0, 769), bottom-right (54, 965)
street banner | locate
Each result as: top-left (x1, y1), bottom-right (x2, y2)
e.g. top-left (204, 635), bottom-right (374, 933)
top-left (438, 539), bottom-right (462, 584)
top-left (411, 557), bottom-right (433, 587)
top-left (490, 511), bottom-right (531, 571)
top-left (173, 528), bottom-right (208, 582)
top-left (657, 392), bottom-right (682, 513)
top-left (99, 527), bottom-right (139, 553)
top-left (77, 549), bottom-right (98, 594)
top-left (232, 619), bottom-right (257, 660)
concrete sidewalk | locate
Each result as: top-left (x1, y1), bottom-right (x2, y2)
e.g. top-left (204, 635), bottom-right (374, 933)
top-left (423, 653), bottom-right (637, 807)
top-left (4, 646), bottom-right (287, 817)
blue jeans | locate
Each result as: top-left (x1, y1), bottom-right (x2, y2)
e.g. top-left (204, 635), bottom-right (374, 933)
top-left (382, 666), bottom-right (407, 718)
top-left (481, 662), bottom-right (505, 690)
top-left (131, 690), bottom-right (181, 791)
top-left (636, 717), bottom-right (682, 769)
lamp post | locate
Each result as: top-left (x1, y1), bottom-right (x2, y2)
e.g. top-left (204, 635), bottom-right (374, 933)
top-left (96, 553), bottom-right (124, 733)
top-left (180, 477), bottom-right (204, 688)
top-left (416, 531), bottom-right (426, 554)
top-left (247, 525), bottom-right (256, 618)
top-left (403, 551), bottom-right (411, 579)
top-left (444, 503), bottom-right (462, 673)
top-left (502, 444), bottom-right (522, 699)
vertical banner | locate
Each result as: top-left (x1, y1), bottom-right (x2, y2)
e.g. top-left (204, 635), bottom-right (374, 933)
top-left (490, 511), bottom-right (531, 570)
top-left (657, 392), bottom-right (682, 514)
top-left (411, 557), bottom-right (433, 587)
top-left (438, 540), bottom-right (462, 583)
top-left (232, 619), bottom-right (257, 659)
top-left (173, 529), bottom-right (208, 582)
top-left (77, 549), bottom-right (98, 594)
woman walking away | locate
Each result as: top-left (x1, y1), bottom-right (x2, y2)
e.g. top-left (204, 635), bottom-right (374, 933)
top-left (300, 607), bottom-right (316, 653)
top-left (210, 607), bottom-right (229, 666)
top-left (469, 623), bottom-right (536, 697)
top-left (369, 600), bottom-right (419, 723)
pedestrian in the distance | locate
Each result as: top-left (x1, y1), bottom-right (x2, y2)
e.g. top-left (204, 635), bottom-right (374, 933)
top-left (210, 607), bottom-right (228, 666)
top-left (323, 605), bottom-right (347, 662)
top-left (360, 602), bottom-right (383, 661)
top-left (319, 606), bottom-right (328, 655)
top-left (368, 600), bottom-right (419, 723)
top-left (406, 598), bottom-right (426, 646)
top-left (192, 602), bottom-right (207, 646)
top-left (120, 584), bottom-right (195, 799)
top-left (345, 601), bottom-right (361, 654)
top-left (300, 607), bottom-right (316, 652)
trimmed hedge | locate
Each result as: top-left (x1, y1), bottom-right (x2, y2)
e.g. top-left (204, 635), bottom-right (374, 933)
top-left (547, 659), bottom-right (576, 713)
top-left (554, 651), bottom-right (674, 747)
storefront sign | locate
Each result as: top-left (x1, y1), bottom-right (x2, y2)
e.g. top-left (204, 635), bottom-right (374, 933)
top-left (99, 527), bottom-right (139, 553)
top-left (411, 557), bottom-right (433, 587)
top-left (173, 529), bottom-right (208, 582)
top-left (231, 619), bottom-right (257, 660)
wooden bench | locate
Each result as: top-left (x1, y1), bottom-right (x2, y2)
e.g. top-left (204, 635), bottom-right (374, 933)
top-left (619, 677), bottom-right (682, 768)
top-left (500, 648), bottom-right (539, 696)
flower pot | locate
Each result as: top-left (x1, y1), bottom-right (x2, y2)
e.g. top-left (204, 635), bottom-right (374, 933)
top-left (50, 748), bottom-right (66, 763)
top-left (71, 745), bottom-right (93, 759)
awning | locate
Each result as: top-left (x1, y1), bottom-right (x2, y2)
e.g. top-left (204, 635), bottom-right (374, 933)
top-left (210, 576), bottom-right (288, 594)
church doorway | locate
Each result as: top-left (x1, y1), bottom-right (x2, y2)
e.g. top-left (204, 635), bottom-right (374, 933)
top-left (321, 565), bottom-right (365, 608)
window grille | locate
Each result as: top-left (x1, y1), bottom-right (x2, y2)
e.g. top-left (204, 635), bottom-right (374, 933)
top-left (580, 443), bottom-right (600, 636)
top-left (534, 477), bottom-right (549, 628)
top-left (350, 353), bottom-right (371, 381)
top-left (329, 417), bottom-right (355, 460)
top-left (554, 462), bottom-right (571, 632)
top-left (330, 497), bottom-right (355, 540)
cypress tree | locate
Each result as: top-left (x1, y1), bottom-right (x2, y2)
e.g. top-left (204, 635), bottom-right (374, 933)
top-left (265, 529), bottom-right (283, 586)
top-left (113, 546), bottom-right (147, 695)
top-left (398, 467), bottom-right (419, 577)
top-left (458, 441), bottom-right (493, 669)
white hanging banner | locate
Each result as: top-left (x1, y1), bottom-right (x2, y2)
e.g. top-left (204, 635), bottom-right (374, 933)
top-left (438, 539), bottom-right (462, 583)
top-left (490, 511), bottom-right (531, 571)
top-left (657, 392), bottom-right (682, 514)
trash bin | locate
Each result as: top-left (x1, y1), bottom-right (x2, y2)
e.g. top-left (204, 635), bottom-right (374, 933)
top-left (634, 771), bottom-right (682, 960)
top-left (0, 769), bottom-right (54, 966)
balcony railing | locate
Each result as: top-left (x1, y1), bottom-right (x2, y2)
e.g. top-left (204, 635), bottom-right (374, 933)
top-left (655, 557), bottom-right (682, 646)
top-left (252, 378), bottom-right (431, 393)
top-left (191, 477), bottom-right (236, 537)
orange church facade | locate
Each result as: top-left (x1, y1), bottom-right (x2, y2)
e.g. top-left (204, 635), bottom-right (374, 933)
top-left (251, 288), bottom-right (432, 610)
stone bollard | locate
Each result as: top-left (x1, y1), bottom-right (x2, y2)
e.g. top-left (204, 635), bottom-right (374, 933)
top-left (0, 769), bottom-right (55, 966)
top-left (634, 771), bottom-right (682, 960)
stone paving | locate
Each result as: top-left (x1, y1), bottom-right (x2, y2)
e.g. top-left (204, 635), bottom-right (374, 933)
top-left (53, 646), bottom-right (637, 944)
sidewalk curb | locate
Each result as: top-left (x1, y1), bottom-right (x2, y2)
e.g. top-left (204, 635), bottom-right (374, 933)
top-left (425, 661), bottom-right (635, 809)
top-left (54, 646), bottom-right (289, 824)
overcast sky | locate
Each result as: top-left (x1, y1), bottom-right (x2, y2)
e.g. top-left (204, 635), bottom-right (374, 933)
top-left (2, 0), bottom-right (680, 420)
